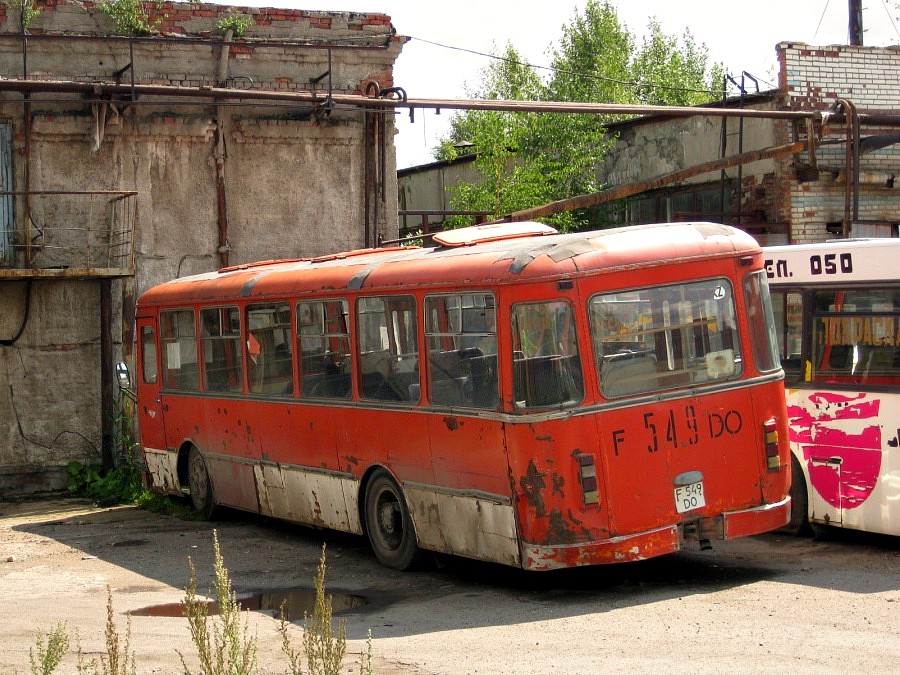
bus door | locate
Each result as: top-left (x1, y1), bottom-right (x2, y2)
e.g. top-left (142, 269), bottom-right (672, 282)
top-left (135, 316), bottom-right (179, 492)
top-left (419, 292), bottom-right (517, 565)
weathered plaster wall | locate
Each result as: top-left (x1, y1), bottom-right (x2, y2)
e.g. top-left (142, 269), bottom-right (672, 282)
top-left (0, 1), bottom-right (403, 495)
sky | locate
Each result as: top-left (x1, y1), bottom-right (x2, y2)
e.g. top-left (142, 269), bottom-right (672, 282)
top-left (229, 0), bottom-right (900, 168)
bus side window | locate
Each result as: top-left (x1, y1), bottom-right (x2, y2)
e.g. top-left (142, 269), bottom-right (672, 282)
top-left (141, 325), bottom-right (158, 385)
top-left (160, 309), bottom-right (199, 391)
top-left (425, 292), bottom-right (499, 409)
top-left (511, 301), bottom-right (584, 409)
top-left (200, 307), bottom-right (242, 393)
top-left (299, 299), bottom-right (352, 399)
top-left (246, 302), bottom-right (294, 397)
top-left (356, 295), bottom-right (419, 402)
top-left (770, 290), bottom-right (804, 382)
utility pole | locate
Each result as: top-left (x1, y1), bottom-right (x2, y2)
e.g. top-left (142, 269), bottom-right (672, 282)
top-left (849, 0), bottom-right (864, 45)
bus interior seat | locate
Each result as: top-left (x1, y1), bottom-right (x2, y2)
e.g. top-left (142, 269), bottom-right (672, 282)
top-left (431, 376), bottom-right (469, 406)
top-left (308, 373), bottom-right (351, 398)
top-left (602, 353), bottom-right (658, 397)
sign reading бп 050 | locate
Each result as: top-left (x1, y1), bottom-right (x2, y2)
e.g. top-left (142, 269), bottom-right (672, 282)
top-left (764, 239), bottom-right (900, 285)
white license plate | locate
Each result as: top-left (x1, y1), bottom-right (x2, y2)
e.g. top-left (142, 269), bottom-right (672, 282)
top-left (674, 481), bottom-right (706, 513)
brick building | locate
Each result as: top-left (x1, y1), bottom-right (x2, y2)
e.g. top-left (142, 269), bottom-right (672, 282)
top-left (0, 2), bottom-right (403, 494)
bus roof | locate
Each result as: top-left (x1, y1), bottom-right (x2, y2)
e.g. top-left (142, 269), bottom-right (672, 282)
top-left (764, 238), bottom-right (900, 286)
top-left (138, 221), bottom-right (760, 306)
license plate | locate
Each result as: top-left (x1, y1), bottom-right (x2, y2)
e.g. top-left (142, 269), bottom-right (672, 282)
top-left (674, 481), bottom-right (706, 513)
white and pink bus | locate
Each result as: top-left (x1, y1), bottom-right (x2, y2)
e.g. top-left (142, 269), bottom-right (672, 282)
top-left (765, 238), bottom-right (900, 536)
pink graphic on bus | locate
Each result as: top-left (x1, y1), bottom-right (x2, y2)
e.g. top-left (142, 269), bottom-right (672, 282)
top-left (787, 392), bottom-right (881, 510)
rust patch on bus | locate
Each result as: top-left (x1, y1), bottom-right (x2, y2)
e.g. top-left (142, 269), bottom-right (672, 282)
top-left (551, 472), bottom-right (565, 497)
top-left (547, 509), bottom-right (579, 544)
top-left (519, 459), bottom-right (547, 516)
top-left (443, 417), bottom-right (459, 431)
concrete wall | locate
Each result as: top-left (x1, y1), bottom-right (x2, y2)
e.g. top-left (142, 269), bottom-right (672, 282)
top-left (0, 1), bottom-right (403, 495)
top-left (397, 155), bottom-right (480, 232)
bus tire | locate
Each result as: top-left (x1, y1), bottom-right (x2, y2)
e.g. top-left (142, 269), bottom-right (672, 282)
top-left (782, 454), bottom-right (811, 536)
top-left (364, 472), bottom-right (422, 570)
top-left (187, 447), bottom-right (218, 520)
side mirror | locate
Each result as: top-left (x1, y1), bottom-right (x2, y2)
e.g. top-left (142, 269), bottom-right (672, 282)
top-left (115, 361), bottom-right (132, 389)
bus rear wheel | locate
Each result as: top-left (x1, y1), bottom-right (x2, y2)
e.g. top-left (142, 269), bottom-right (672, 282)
top-left (783, 454), bottom-right (811, 536)
top-left (187, 447), bottom-right (218, 520)
top-left (364, 472), bottom-right (422, 570)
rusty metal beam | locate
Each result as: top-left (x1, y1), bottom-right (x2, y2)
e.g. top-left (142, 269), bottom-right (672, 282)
top-left (0, 268), bottom-right (133, 280)
top-left (495, 141), bottom-right (807, 223)
top-left (0, 77), bottom-right (820, 122)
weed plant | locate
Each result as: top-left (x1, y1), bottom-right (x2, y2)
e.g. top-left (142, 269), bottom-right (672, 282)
top-left (179, 530), bottom-right (258, 675)
top-left (29, 623), bottom-right (68, 675)
top-left (279, 544), bottom-right (348, 675)
top-left (22, 528), bottom-right (373, 674)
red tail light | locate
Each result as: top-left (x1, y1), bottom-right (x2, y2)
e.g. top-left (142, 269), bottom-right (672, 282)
top-left (578, 454), bottom-right (599, 505)
top-left (763, 418), bottom-right (780, 472)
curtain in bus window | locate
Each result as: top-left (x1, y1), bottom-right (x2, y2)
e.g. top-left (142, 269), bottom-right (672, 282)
top-left (141, 326), bottom-right (158, 385)
top-left (356, 295), bottom-right (419, 402)
top-left (160, 309), bottom-right (199, 391)
top-left (590, 279), bottom-right (742, 398)
top-left (744, 271), bottom-right (781, 373)
top-left (246, 302), bottom-right (293, 396)
top-left (511, 301), bottom-right (584, 409)
top-left (199, 307), bottom-right (242, 393)
top-left (425, 292), bottom-right (499, 408)
top-left (298, 299), bottom-right (351, 399)
top-left (810, 289), bottom-right (900, 386)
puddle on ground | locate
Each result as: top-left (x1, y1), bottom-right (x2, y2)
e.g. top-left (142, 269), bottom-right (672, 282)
top-left (131, 589), bottom-right (368, 620)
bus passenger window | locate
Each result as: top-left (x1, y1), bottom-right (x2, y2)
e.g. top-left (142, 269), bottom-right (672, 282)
top-left (200, 307), bottom-right (242, 393)
top-left (298, 299), bottom-right (351, 399)
top-left (160, 309), bottom-right (199, 391)
top-left (511, 301), bottom-right (584, 409)
top-left (356, 296), bottom-right (419, 402)
top-left (141, 325), bottom-right (158, 385)
top-left (246, 303), bottom-right (294, 396)
top-left (770, 290), bottom-right (803, 382)
top-left (425, 293), bottom-right (499, 408)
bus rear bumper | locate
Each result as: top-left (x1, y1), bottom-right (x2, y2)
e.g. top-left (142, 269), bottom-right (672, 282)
top-left (721, 495), bottom-right (791, 539)
top-left (521, 496), bottom-right (791, 571)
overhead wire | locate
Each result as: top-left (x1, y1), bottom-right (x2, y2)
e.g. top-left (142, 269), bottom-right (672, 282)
top-left (405, 35), bottom-right (766, 99)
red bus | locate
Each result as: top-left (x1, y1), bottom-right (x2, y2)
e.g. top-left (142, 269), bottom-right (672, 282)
top-left (132, 221), bottom-right (791, 571)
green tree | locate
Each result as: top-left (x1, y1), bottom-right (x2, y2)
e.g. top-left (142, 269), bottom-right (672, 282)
top-left (435, 0), bottom-right (725, 231)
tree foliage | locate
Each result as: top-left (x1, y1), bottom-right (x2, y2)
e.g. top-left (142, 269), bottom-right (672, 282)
top-left (435, 0), bottom-right (726, 231)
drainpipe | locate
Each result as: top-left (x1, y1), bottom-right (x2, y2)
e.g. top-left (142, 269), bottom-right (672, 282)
top-left (100, 279), bottom-right (114, 473)
top-left (835, 99), bottom-right (859, 238)
top-left (214, 29), bottom-right (233, 268)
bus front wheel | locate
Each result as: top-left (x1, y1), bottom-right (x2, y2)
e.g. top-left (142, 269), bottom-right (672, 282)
top-left (187, 447), bottom-right (218, 520)
top-left (364, 472), bottom-right (422, 570)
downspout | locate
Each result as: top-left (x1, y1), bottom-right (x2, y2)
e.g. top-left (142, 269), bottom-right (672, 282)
top-left (100, 279), bottom-right (114, 472)
top-left (835, 99), bottom-right (859, 238)
top-left (214, 29), bottom-right (233, 268)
